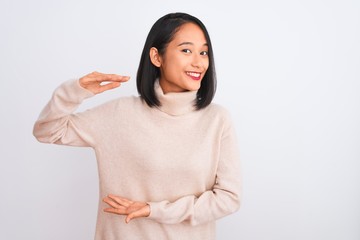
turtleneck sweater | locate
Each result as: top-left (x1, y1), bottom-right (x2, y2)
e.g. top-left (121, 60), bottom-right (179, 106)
top-left (33, 79), bottom-right (241, 240)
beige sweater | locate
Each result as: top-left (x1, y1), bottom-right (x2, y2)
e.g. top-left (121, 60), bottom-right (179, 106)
top-left (33, 79), bottom-right (241, 240)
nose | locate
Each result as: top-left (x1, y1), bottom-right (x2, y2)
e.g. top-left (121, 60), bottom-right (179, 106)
top-left (191, 54), bottom-right (202, 69)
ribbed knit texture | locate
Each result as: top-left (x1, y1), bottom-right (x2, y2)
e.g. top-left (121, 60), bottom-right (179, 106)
top-left (33, 79), bottom-right (241, 240)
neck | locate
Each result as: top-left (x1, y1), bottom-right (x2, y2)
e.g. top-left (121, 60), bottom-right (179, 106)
top-left (154, 81), bottom-right (197, 116)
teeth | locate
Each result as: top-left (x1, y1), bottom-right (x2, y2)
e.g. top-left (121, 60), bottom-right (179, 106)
top-left (186, 72), bottom-right (200, 77)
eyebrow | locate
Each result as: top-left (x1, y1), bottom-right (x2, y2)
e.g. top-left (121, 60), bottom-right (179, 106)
top-left (177, 42), bottom-right (208, 47)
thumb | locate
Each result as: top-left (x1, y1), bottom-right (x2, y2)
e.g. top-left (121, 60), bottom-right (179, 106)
top-left (125, 205), bottom-right (150, 223)
top-left (98, 82), bottom-right (121, 93)
top-left (125, 210), bottom-right (141, 223)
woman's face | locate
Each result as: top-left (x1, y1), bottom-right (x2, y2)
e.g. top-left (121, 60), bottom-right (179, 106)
top-left (158, 22), bottom-right (209, 93)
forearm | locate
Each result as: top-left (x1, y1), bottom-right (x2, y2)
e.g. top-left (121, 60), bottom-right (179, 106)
top-left (33, 79), bottom-right (95, 146)
top-left (147, 187), bottom-right (241, 226)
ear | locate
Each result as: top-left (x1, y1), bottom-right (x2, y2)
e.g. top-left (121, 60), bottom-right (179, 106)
top-left (149, 47), bottom-right (162, 67)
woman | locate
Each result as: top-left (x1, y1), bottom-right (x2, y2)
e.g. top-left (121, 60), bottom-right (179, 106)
top-left (33, 12), bottom-right (241, 240)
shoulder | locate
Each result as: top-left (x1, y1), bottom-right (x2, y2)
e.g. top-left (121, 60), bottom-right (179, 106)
top-left (87, 95), bottom-right (142, 114)
top-left (196, 103), bottom-right (236, 134)
top-left (113, 95), bottom-right (141, 107)
top-left (202, 103), bottom-right (233, 123)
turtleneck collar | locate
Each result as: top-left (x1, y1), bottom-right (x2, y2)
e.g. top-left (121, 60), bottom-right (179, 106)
top-left (154, 80), bottom-right (198, 116)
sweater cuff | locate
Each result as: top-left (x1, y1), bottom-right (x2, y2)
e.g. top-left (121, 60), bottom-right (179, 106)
top-left (146, 201), bottom-right (163, 222)
top-left (57, 79), bottom-right (95, 103)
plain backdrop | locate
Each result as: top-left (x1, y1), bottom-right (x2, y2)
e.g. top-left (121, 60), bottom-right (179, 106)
top-left (1, 0), bottom-right (359, 239)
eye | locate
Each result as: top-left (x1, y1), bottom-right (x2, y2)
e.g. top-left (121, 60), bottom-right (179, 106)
top-left (200, 51), bottom-right (208, 56)
top-left (181, 49), bottom-right (192, 54)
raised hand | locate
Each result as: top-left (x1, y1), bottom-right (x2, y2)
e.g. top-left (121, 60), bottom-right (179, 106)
top-left (103, 194), bottom-right (150, 223)
top-left (79, 71), bottom-right (130, 94)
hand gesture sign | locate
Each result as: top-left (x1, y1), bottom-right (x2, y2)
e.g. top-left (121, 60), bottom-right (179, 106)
top-left (79, 71), bottom-right (130, 94)
top-left (103, 194), bottom-right (150, 223)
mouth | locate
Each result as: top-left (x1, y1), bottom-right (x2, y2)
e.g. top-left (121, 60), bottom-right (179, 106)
top-left (185, 71), bottom-right (202, 81)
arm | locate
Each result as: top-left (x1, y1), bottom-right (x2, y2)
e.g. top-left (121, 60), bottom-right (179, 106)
top-left (103, 115), bottom-right (242, 225)
top-left (147, 117), bottom-right (242, 225)
top-left (33, 72), bottom-right (130, 147)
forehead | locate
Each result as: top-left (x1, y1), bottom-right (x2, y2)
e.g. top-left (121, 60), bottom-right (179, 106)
top-left (171, 22), bottom-right (207, 45)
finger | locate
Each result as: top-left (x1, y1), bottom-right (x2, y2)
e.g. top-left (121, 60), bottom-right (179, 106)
top-left (103, 207), bottom-right (127, 215)
top-left (90, 71), bottom-right (113, 77)
top-left (108, 194), bottom-right (133, 203)
top-left (103, 197), bottom-right (122, 209)
top-left (106, 74), bottom-right (130, 82)
top-left (103, 195), bottom-right (132, 209)
top-left (107, 74), bottom-right (130, 80)
top-left (107, 194), bottom-right (133, 207)
top-left (93, 74), bottom-right (130, 83)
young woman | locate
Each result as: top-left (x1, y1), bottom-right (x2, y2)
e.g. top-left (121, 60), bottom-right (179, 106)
top-left (33, 12), bottom-right (241, 240)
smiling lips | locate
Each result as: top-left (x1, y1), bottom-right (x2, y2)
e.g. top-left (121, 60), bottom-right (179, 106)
top-left (186, 71), bottom-right (202, 81)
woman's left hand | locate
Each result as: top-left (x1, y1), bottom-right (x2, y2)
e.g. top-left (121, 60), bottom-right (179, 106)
top-left (103, 194), bottom-right (150, 223)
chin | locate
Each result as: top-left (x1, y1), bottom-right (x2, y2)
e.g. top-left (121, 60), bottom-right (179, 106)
top-left (186, 82), bottom-right (201, 91)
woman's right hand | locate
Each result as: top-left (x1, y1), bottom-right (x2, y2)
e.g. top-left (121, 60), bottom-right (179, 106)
top-left (79, 71), bottom-right (130, 94)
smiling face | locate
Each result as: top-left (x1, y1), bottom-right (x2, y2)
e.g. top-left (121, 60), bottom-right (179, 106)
top-left (150, 22), bottom-right (209, 94)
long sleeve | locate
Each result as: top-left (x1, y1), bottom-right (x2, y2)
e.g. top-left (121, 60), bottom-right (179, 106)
top-left (147, 114), bottom-right (242, 226)
top-left (33, 78), bottom-right (241, 238)
top-left (33, 79), bottom-right (96, 147)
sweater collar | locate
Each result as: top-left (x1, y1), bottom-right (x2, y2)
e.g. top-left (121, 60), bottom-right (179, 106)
top-left (154, 81), bottom-right (198, 116)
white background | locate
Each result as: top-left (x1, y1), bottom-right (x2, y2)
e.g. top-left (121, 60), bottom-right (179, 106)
top-left (1, 0), bottom-right (359, 239)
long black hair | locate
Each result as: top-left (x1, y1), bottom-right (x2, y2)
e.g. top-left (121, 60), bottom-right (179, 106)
top-left (136, 12), bottom-right (216, 110)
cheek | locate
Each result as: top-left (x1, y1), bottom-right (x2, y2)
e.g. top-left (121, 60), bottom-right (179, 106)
top-left (204, 59), bottom-right (210, 71)
top-left (162, 53), bottom-right (180, 72)
top-left (161, 62), bottom-right (178, 80)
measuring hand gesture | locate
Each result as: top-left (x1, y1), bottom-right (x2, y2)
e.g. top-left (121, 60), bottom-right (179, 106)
top-left (79, 71), bottom-right (130, 94)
